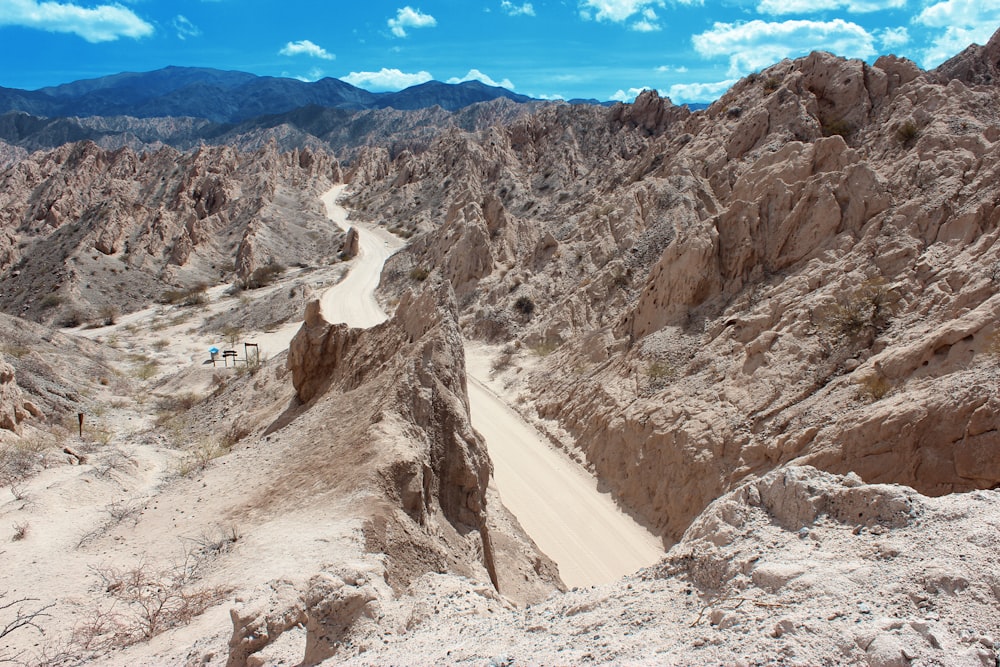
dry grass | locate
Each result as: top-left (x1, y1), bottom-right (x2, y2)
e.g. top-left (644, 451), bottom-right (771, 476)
top-left (74, 557), bottom-right (229, 650)
top-left (857, 374), bottom-right (892, 401)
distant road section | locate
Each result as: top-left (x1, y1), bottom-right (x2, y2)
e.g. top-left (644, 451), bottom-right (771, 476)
top-left (319, 185), bottom-right (404, 327)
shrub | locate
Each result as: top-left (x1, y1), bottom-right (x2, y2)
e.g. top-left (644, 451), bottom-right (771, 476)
top-left (39, 294), bottom-right (63, 309)
top-left (514, 295), bottom-right (535, 317)
top-left (763, 77), bottom-right (781, 93)
top-left (822, 118), bottom-right (854, 139)
top-left (159, 284), bottom-right (208, 306)
top-left (820, 278), bottom-right (900, 344)
top-left (99, 304), bottom-right (120, 326)
top-left (896, 120), bottom-right (920, 145)
top-left (57, 308), bottom-right (87, 328)
top-left (857, 374), bottom-right (892, 401)
top-left (243, 264), bottom-right (285, 290)
top-left (409, 266), bottom-right (430, 282)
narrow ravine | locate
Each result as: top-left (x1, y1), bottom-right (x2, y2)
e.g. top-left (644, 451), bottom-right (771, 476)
top-left (318, 185), bottom-right (664, 587)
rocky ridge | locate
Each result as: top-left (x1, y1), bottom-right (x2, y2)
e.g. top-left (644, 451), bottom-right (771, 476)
top-left (333, 466), bottom-right (1000, 666)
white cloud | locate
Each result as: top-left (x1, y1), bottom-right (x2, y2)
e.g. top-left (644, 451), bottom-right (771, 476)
top-left (668, 78), bottom-right (738, 103)
top-left (501, 1), bottom-right (535, 16)
top-left (610, 86), bottom-right (653, 102)
top-left (693, 19), bottom-right (876, 77)
top-left (279, 39), bottom-right (335, 60)
top-left (877, 26), bottom-right (909, 49)
top-left (387, 6), bottom-right (437, 37)
top-left (447, 69), bottom-right (515, 89)
top-left (631, 19), bottom-right (660, 31)
top-left (915, 0), bottom-right (1000, 67)
top-left (756, 0), bottom-right (905, 15)
top-left (288, 67), bottom-right (327, 83)
top-left (172, 14), bottom-right (199, 40)
top-left (579, 0), bottom-right (665, 23)
top-left (0, 0), bottom-right (153, 42)
top-left (656, 64), bottom-right (688, 73)
top-left (341, 68), bottom-right (433, 91)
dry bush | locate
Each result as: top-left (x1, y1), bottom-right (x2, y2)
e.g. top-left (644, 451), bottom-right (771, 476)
top-left (76, 558), bottom-right (228, 649)
top-left (1, 592), bottom-right (53, 661)
top-left (819, 278), bottom-right (900, 346)
top-left (177, 439), bottom-right (225, 477)
top-left (0, 437), bottom-right (51, 485)
top-left (11, 521), bottom-right (28, 541)
top-left (857, 374), bottom-right (893, 401)
top-left (159, 284), bottom-right (208, 306)
top-left (491, 346), bottom-right (517, 375)
top-left (241, 264), bottom-right (285, 290)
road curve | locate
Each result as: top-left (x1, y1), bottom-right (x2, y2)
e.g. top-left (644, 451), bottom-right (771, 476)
top-left (319, 185), bottom-right (664, 588)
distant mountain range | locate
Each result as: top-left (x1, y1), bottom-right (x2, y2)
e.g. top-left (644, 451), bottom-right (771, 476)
top-left (0, 66), bottom-right (539, 123)
top-left (0, 66), bottom-right (708, 161)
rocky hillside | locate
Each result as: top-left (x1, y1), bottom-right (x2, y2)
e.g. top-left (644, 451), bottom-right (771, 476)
top-left (0, 140), bottom-right (342, 324)
top-left (350, 28), bottom-right (1000, 542)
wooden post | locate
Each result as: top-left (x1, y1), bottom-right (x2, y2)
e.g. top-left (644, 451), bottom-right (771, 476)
top-left (78, 412), bottom-right (84, 438)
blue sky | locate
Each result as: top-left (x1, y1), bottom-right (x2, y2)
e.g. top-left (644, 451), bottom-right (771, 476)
top-left (1, 0), bottom-right (998, 103)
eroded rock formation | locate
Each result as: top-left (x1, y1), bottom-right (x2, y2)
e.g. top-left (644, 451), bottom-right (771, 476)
top-left (348, 29), bottom-right (1000, 542)
top-left (0, 353), bottom-right (30, 434)
top-left (0, 140), bottom-right (342, 323)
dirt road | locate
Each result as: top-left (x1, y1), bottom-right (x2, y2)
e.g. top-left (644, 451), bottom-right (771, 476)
top-left (315, 186), bottom-right (663, 587)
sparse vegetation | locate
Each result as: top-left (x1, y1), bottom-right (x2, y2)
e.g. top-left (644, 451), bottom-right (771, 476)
top-left (131, 356), bottom-right (160, 381)
top-left (76, 557), bottom-right (229, 649)
top-left (99, 304), bottom-right (120, 326)
top-left (821, 118), bottom-right (854, 139)
top-left (531, 341), bottom-right (558, 356)
top-left (177, 439), bottom-right (226, 477)
top-left (820, 278), bottom-right (900, 345)
top-left (763, 76), bottom-right (781, 93)
top-left (491, 345), bottom-right (518, 375)
top-left (514, 295), bottom-right (535, 317)
top-left (159, 284), bottom-right (208, 307)
top-left (11, 521), bottom-right (28, 541)
top-left (40, 294), bottom-right (63, 310)
top-left (896, 120), bottom-right (920, 145)
top-left (241, 263), bottom-right (285, 290)
top-left (409, 266), bottom-right (430, 282)
top-left (57, 308), bottom-right (88, 328)
top-left (0, 437), bottom-right (51, 485)
top-left (0, 592), bottom-right (53, 660)
top-left (857, 373), bottom-right (892, 401)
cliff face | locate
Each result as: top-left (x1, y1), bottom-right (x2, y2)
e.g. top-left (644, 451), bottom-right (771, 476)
top-left (347, 32), bottom-right (1000, 540)
top-left (0, 140), bottom-right (342, 323)
top-left (286, 282), bottom-right (559, 601)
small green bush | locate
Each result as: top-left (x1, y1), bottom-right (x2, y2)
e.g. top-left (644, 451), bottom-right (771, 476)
top-left (896, 120), bottom-right (920, 145)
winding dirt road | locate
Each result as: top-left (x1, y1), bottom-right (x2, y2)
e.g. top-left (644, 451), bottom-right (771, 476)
top-left (318, 185), bottom-right (664, 587)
